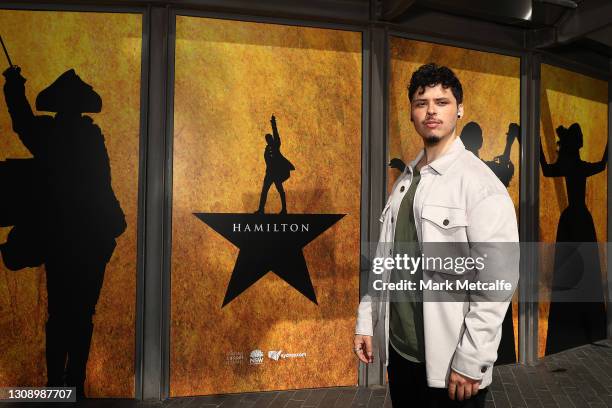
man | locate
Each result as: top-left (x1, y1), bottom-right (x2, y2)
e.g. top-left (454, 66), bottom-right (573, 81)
top-left (353, 63), bottom-right (519, 407)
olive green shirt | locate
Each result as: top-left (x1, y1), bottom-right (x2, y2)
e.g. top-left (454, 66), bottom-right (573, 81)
top-left (389, 167), bottom-right (426, 363)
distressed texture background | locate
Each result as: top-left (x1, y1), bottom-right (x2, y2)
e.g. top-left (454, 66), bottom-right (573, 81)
top-left (388, 37), bottom-right (521, 360)
top-left (538, 64), bottom-right (608, 357)
top-left (171, 16), bottom-right (362, 396)
top-left (0, 10), bottom-right (142, 397)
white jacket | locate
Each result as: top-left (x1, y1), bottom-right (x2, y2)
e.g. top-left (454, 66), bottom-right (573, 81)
top-left (355, 136), bottom-right (520, 389)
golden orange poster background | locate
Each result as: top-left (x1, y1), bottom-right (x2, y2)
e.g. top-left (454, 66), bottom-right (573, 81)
top-left (0, 10), bottom-right (142, 397)
top-left (170, 17), bottom-right (362, 396)
top-left (538, 64), bottom-right (608, 357)
top-left (388, 37), bottom-right (521, 359)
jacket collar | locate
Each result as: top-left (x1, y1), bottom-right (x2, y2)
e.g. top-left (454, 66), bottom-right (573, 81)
top-left (405, 135), bottom-right (466, 176)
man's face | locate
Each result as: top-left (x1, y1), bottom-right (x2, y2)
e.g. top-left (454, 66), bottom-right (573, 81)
top-left (410, 84), bottom-right (463, 146)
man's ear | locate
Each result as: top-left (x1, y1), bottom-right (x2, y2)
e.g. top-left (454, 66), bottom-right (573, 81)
top-left (457, 104), bottom-right (464, 119)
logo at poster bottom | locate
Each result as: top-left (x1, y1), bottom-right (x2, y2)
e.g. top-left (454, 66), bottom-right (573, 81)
top-left (194, 213), bottom-right (345, 307)
top-left (268, 350), bottom-right (307, 361)
top-left (249, 349), bottom-right (264, 365)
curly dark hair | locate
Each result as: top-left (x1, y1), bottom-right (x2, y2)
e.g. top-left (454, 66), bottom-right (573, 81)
top-left (408, 63), bottom-right (463, 104)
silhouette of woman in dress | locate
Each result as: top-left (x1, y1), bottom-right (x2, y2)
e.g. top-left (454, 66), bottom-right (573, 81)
top-left (541, 123), bottom-right (608, 354)
top-left (254, 115), bottom-right (295, 215)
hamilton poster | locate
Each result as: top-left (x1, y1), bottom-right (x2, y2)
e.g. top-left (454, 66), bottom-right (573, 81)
top-left (0, 10), bottom-right (142, 397)
top-left (538, 64), bottom-right (608, 357)
top-left (170, 17), bottom-right (362, 396)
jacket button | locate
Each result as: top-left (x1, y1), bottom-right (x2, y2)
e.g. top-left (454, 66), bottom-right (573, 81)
top-left (443, 219), bottom-right (449, 226)
top-left (480, 366), bottom-right (487, 373)
top-left (400, 186), bottom-right (405, 192)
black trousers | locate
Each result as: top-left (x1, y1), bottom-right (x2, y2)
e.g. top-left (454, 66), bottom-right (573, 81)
top-left (387, 345), bottom-right (489, 408)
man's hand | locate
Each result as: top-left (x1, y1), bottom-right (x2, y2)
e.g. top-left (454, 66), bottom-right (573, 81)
top-left (448, 369), bottom-right (481, 401)
top-left (353, 335), bottom-right (373, 364)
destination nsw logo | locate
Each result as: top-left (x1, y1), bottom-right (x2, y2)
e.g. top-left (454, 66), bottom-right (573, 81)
top-left (194, 115), bottom-right (345, 307)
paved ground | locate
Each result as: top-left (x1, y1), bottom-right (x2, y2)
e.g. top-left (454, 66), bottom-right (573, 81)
top-left (2, 339), bottom-right (611, 408)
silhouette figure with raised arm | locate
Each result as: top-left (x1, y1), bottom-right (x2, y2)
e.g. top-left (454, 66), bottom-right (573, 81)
top-left (254, 115), bottom-right (295, 214)
top-left (486, 123), bottom-right (518, 187)
top-left (460, 121), bottom-right (519, 187)
top-left (539, 123), bottom-right (608, 355)
top-left (0, 65), bottom-right (126, 398)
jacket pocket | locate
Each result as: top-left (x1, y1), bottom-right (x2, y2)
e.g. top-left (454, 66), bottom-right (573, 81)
top-left (421, 204), bottom-right (468, 230)
top-left (421, 204), bottom-right (471, 275)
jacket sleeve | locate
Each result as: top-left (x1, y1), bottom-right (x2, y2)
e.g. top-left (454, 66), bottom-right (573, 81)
top-left (355, 173), bottom-right (406, 337)
top-left (355, 236), bottom-right (387, 336)
top-left (355, 202), bottom-right (393, 336)
top-left (355, 294), bottom-right (374, 336)
top-left (450, 192), bottom-right (520, 380)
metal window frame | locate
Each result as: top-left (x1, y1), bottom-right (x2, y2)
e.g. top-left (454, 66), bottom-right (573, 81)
top-left (520, 51), bottom-right (540, 365)
top-left (0, 2), bottom-right (144, 13)
top-left (363, 24), bottom-right (389, 387)
top-left (0, 1), bottom-right (150, 399)
top-left (141, 5), bottom-right (171, 401)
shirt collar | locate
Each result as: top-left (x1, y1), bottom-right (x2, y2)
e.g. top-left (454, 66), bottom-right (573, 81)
top-left (405, 136), bottom-right (465, 176)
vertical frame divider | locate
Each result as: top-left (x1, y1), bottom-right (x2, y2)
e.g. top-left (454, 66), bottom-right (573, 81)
top-left (140, 5), bottom-right (171, 401)
top-left (607, 58), bottom-right (612, 340)
top-left (162, 7), bottom-right (177, 401)
top-left (361, 24), bottom-right (388, 386)
top-left (135, 6), bottom-right (151, 401)
top-left (359, 27), bottom-right (372, 387)
top-left (518, 52), bottom-right (540, 365)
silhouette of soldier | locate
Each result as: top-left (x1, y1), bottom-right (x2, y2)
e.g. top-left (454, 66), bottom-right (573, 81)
top-left (540, 123), bottom-right (607, 354)
top-left (1, 66), bottom-right (126, 397)
top-left (254, 115), bottom-right (295, 214)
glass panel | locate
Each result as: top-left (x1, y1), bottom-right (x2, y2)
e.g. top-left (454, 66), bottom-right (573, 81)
top-left (0, 9), bottom-right (142, 397)
top-left (539, 64), bottom-right (608, 357)
top-left (171, 16), bottom-right (362, 396)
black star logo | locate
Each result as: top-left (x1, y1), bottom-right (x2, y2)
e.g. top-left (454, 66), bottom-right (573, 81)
top-left (194, 213), bottom-right (345, 307)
